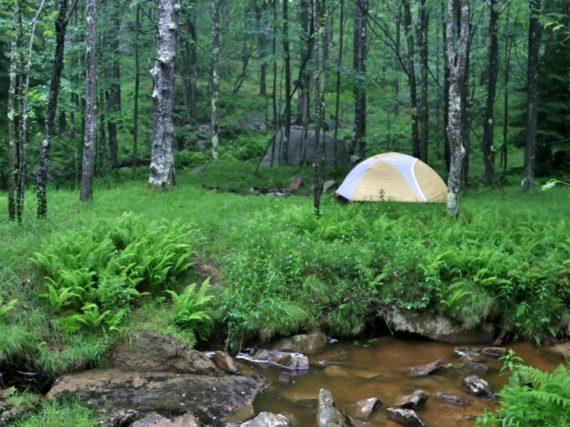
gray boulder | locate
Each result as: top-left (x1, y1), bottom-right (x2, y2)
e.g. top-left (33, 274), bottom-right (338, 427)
top-left (395, 390), bottom-right (428, 410)
top-left (272, 330), bottom-right (327, 355)
top-left (409, 359), bottom-right (444, 376)
top-left (214, 351), bottom-right (240, 374)
top-left (386, 408), bottom-right (425, 426)
top-left (131, 412), bottom-right (200, 427)
top-left (317, 389), bottom-right (350, 427)
top-left (350, 397), bottom-right (380, 420)
top-left (463, 375), bottom-right (494, 398)
top-left (240, 412), bottom-right (289, 427)
top-left (435, 392), bottom-right (470, 407)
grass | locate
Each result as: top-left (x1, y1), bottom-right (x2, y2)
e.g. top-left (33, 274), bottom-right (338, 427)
top-left (0, 160), bottom-right (569, 378)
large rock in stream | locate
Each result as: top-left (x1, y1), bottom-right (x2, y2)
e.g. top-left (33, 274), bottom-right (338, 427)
top-left (272, 330), bottom-right (327, 355)
top-left (47, 369), bottom-right (268, 426)
top-left (383, 309), bottom-right (495, 344)
top-left (316, 388), bottom-right (350, 427)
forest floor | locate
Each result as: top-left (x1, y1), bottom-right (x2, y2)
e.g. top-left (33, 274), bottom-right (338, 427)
top-left (0, 161), bottom-right (569, 425)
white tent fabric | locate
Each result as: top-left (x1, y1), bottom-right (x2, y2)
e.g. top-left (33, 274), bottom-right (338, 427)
top-left (335, 152), bottom-right (447, 203)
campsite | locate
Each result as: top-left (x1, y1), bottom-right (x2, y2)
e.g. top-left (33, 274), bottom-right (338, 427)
top-left (0, 0), bottom-right (569, 426)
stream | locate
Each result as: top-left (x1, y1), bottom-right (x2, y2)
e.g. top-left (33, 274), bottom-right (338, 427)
top-left (238, 336), bottom-right (564, 426)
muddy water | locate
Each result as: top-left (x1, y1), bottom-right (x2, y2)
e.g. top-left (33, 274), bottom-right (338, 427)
top-left (241, 337), bottom-right (564, 426)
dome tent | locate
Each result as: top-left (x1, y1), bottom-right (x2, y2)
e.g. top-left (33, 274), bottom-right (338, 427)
top-left (335, 152), bottom-right (447, 202)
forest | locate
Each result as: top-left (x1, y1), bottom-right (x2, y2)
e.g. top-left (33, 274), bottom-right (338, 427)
top-left (0, 0), bottom-right (569, 426)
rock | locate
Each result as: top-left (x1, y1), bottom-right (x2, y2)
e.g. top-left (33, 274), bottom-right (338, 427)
top-left (349, 368), bottom-right (382, 380)
top-left (278, 372), bottom-right (294, 384)
top-left (272, 330), bottom-right (327, 355)
top-left (190, 166), bottom-right (205, 175)
top-left (386, 408), bottom-right (425, 426)
top-left (0, 407), bottom-right (27, 425)
top-left (47, 369), bottom-right (267, 425)
top-left (287, 176), bottom-right (303, 193)
top-left (214, 351), bottom-right (239, 374)
top-left (383, 309), bottom-right (495, 344)
top-left (109, 330), bottom-right (219, 375)
top-left (240, 412), bottom-right (289, 427)
top-left (461, 356), bottom-right (489, 373)
top-left (323, 180), bottom-right (336, 193)
top-left (409, 359), bottom-right (444, 377)
top-left (248, 350), bottom-right (309, 371)
top-left (198, 124), bottom-right (213, 140)
top-left (463, 375), bottom-right (494, 398)
top-left (435, 392), bottom-right (470, 407)
top-left (317, 389), bottom-right (350, 427)
top-left (350, 155), bottom-right (362, 164)
top-left (324, 366), bottom-right (351, 378)
top-left (454, 346), bottom-right (506, 359)
top-left (350, 397), bottom-right (380, 420)
top-left (548, 342), bottom-right (570, 358)
top-left (132, 412), bottom-right (200, 427)
top-left (395, 390), bottom-right (428, 410)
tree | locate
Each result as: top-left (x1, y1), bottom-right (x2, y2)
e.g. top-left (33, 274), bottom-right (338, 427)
top-left (297, 0), bottom-right (311, 126)
top-left (333, 0), bottom-right (345, 141)
top-left (313, 0), bottom-right (326, 216)
top-left (481, 0), bottom-right (499, 185)
top-left (418, 0), bottom-right (430, 162)
top-left (37, 0), bottom-right (70, 217)
top-left (445, 0), bottom-right (470, 216)
top-left (80, 0), bottom-right (98, 201)
top-left (148, 0), bottom-right (180, 187)
top-left (402, 0), bottom-right (420, 159)
top-left (132, 3), bottom-right (141, 165)
top-left (281, 0), bottom-right (292, 164)
top-left (353, 0), bottom-right (368, 159)
top-left (522, 0), bottom-right (542, 190)
top-left (210, 0), bottom-right (222, 161)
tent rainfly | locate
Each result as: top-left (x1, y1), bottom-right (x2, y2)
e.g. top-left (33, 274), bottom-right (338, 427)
top-left (335, 152), bottom-right (447, 202)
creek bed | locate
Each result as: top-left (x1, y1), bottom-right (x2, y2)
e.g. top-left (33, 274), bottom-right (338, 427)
top-left (240, 336), bottom-right (564, 426)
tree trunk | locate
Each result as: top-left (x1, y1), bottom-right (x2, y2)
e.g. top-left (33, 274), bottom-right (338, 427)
top-left (133, 3), bottom-right (141, 166)
top-left (522, 0), bottom-right (541, 190)
top-left (255, 1), bottom-right (268, 97)
top-left (6, 0), bottom-right (21, 221)
top-left (353, 0), bottom-right (368, 159)
top-left (148, 0), bottom-right (179, 187)
top-left (500, 3), bottom-right (512, 174)
top-left (313, 0), bottom-right (326, 217)
top-left (481, 0), bottom-right (499, 185)
top-left (281, 0), bottom-right (291, 164)
top-left (210, 0), bottom-right (221, 161)
top-left (460, 27), bottom-right (472, 188)
top-left (80, 0), bottom-right (98, 200)
top-left (37, 0), bottom-right (69, 218)
top-left (445, 0), bottom-right (470, 216)
top-left (394, 4), bottom-right (401, 116)
top-left (418, 0), bottom-right (430, 162)
top-left (106, 11), bottom-right (122, 169)
top-left (333, 0), bottom-right (345, 141)
top-left (297, 0), bottom-right (311, 126)
top-left (403, 0), bottom-right (420, 159)
top-left (442, 0), bottom-right (450, 170)
top-left (270, 0), bottom-right (277, 165)
top-left (16, 0), bottom-right (46, 221)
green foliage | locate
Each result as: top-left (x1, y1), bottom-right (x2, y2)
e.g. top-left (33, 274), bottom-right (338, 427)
top-left (15, 401), bottom-right (96, 427)
top-left (167, 279), bottom-right (214, 340)
top-left (0, 295), bottom-right (18, 320)
top-left (478, 362), bottom-right (570, 427)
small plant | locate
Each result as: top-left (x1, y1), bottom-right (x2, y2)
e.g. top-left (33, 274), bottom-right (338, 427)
top-left (0, 295), bottom-right (18, 320)
top-left (167, 279), bottom-right (214, 340)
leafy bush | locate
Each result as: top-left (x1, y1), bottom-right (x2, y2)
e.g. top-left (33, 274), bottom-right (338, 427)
top-left (478, 359), bottom-right (570, 426)
top-left (15, 401), bottom-right (96, 427)
top-left (33, 214), bottom-right (196, 333)
top-left (167, 279), bottom-right (215, 340)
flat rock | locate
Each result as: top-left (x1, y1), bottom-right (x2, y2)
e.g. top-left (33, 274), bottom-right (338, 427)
top-left (317, 388), bottom-right (350, 427)
top-left (454, 346), bottom-right (506, 359)
top-left (547, 342), bottom-right (570, 358)
top-left (240, 412), bottom-right (289, 427)
top-left (395, 390), bottom-right (428, 410)
top-left (214, 351), bottom-right (239, 374)
top-left (131, 412), bottom-right (200, 427)
top-left (323, 180), bottom-right (336, 193)
top-left (463, 375), bottom-right (494, 398)
top-left (435, 392), bottom-right (470, 407)
top-left (383, 309), bottom-right (495, 344)
top-left (272, 330), bottom-right (327, 355)
top-left (350, 397), bottom-right (380, 420)
top-left (461, 356), bottom-right (489, 373)
top-left (409, 359), bottom-right (444, 377)
top-left (386, 408), bottom-right (425, 426)
top-left (324, 366), bottom-right (351, 378)
top-left (248, 350), bottom-right (309, 370)
top-left (109, 330), bottom-right (219, 375)
top-left (47, 369), bottom-right (267, 426)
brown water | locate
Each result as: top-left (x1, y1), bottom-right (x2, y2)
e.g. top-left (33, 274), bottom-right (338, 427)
top-left (240, 337), bottom-right (565, 426)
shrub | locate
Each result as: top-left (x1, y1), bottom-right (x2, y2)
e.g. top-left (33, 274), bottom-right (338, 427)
top-left (167, 279), bottom-right (215, 340)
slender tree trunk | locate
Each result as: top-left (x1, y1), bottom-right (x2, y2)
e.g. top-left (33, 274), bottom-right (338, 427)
top-left (7, 0), bottom-right (21, 221)
top-left (255, 1), bottom-right (268, 97)
top-left (297, 0), bottom-right (310, 126)
top-left (333, 0), bottom-right (345, 141)
top-left (443, 0), bottom-right (450, 170)
top-left (185, 2), bottom-right (198, 116)
top-left (148, 0), bottom-right (179, 187)
top-left (210, 0), bottom-right (222, 161)
top-left (281, 0), bottom-right (291, 164)
top-left (522, 0), bottom-right (541, 190)
top-left (394, 4), bottom-right (401, 116)
top-left (313, 0), bottom-right (326, 217)
top-left (445, 0), bottom-right (470, 216)
top-left (353, 0), bottom-right (368, 159)
top-left (481, 0), bottom-right (499, 185)
top-left (80, 0), bottom-right (98, 200)
top-left (403, 0), bottom-right (420, 159)
top-left (500, 4), bottom-right (512, 174)
top-left (133, 3), bottom-right (140, 166)
top-left (37, 0), bottom-right (69, 217)
top-left (16, 0), bottom-right (46, 221)
top-left (106, 11), bottom-right (122, 169)
top-left (460, 28), bottom-right (472, 188)
top-left (419, 0), bottom-right (430, 162)
top-left (270, 0), bottom-right (277, 166)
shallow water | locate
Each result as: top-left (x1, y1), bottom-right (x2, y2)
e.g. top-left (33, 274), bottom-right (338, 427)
top-left (241, 336), bottom-right (565, 426)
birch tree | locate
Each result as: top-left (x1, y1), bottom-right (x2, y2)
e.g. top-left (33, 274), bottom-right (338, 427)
top-left (353, 0), bottom-right (368, 159)
top-left (210, 0), bottom-right (222, 161)
top-left (445, 0), bottom-right (470, 216)
top-left (313, 0), bottom-right (326, 216)
top-left (402, 0), bottom-right (420, 159)
top-left (148, 0), bottom-right (180, 187)
top-left (281, 0), bottom-right (292, 164)
top-left (37, 0), bottom-right (70, 218)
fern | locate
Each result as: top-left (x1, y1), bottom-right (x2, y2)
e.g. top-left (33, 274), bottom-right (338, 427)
top-left (167, 279), bottom-right (214, 340)
top-left (0, 296), bottom-right (18, 320)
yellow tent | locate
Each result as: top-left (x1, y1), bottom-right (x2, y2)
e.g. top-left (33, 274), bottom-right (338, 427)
top-left (335, 152), bottom-right (447, 202)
